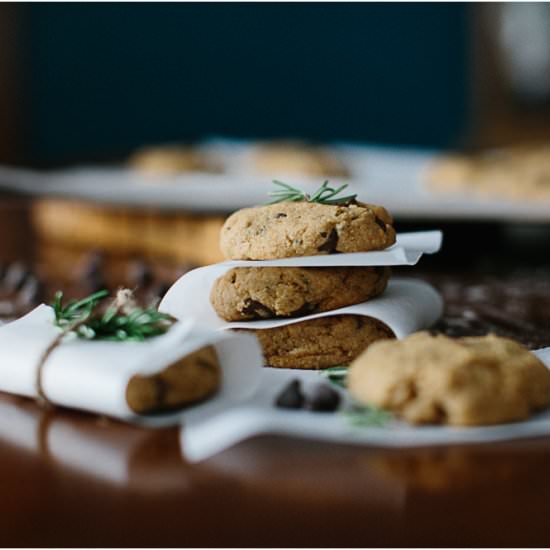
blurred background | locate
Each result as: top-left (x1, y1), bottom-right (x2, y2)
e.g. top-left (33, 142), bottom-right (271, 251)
top-left (0, 2), bottom-right (549, 345)
top-left (4, 2), bottom-right (471, 165)
top-left (1, 3), bottom-right (550, 165)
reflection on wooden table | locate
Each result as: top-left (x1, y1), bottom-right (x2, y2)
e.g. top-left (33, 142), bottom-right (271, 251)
top-left (0, 194), bottom-right (550, 546)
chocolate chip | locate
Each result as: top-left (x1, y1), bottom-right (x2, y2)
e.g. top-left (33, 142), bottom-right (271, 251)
top-left (307, 383), bottom-right (341, 412)
top-left (129, 260), bottom-right (153, 288)
top-left (242, 299), bottom-right (275, 318)
top-left (80, 250), bottom-right (104, 279)
top-left (196, 359), bottom-right (215, 371)
top-left (275, 379), bottom-right (305, 409)
top-left (151, 282), bottom-right (171, 300)
top-left (355, 316), bottom-right (366, 330)
top-left (275, 213), bottom-right (287, 219)
top-left (78, 250), bottom-right (106, 291)
top-left (374, 216), bottom-right (387, 232)
top-left (317, 228), bottom-right (339, 253)
top-left (3, 263), bottom-right (30, 292)
top-left (288, 302), bottom-right (319, 317)
top-left (18, 276), bottom-right (42, 306)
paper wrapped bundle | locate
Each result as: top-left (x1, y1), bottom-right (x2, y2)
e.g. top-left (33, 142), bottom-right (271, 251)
top-left (0, 305), bottom-right (263, 425)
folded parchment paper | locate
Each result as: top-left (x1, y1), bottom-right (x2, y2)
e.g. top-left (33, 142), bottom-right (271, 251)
top-left (179, 348), bottom-right (550, 462)
top-left (219, 231), bottom-right (442, 267)
top-left (160, 275), bottom-right (443, 335)
top-left (0, 305), bottom-right (263, 425)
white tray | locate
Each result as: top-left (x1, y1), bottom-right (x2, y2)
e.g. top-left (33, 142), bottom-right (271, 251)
top-left (1, 140), bottom-right (549, 221)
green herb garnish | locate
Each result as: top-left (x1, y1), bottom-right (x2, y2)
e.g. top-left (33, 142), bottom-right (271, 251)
top-left (268, 180), bottom-right (357, 205)
top-left (342, 404), bottom-right (393, 428)
top-left (51, 289), bottom-right (175, 342)
top-left (321, 365), bottom-right (349, 388)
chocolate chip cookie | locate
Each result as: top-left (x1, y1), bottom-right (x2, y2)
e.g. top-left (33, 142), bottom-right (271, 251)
top-left (348, 332), bottom-right (550, 426)
top-left (243, 315), bottom-right (394, 369)
top-left (126, 345), bottom-right (221, 414)
top-left (220, 201), bottom-right (395, 260)
top-left (211, 266), bottom-right (390, 321)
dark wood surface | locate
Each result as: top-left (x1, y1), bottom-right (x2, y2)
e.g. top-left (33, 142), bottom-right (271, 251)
top-left (1, 195), bottom-right (550, 547)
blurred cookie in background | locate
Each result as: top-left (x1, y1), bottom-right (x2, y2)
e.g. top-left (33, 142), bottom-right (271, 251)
top-left (427, 143), bottom-right (550, 200)
top-left (31, 199), bottom-right (225, 268)
top-left (250, 141), bottom-right (350, 179)
top-left (128, 144), bottom-right (223, 175)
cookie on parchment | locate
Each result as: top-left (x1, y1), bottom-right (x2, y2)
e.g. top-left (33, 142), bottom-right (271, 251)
top-left (126, 346), bottom-right (221, 414)
top-left (348, 332), bottom-right (550, 426)
top-left (211, 266), bottom-right (391, 321)
top-left (220, 201), bottom-right (395, 260)
top-left (242, 315), bottom-right (394, 370)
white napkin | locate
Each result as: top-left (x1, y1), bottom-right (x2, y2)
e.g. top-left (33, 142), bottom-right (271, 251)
top-left (0, 305), bottom-right (263, 425)
top-left (179, 348), bottom-right (550, 463)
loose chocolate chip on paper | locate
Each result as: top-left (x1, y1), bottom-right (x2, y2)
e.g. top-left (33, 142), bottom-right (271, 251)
top-left (275, 379), bottom-right (305, 409)
top-left (307, 383), bottom-right (341, 412)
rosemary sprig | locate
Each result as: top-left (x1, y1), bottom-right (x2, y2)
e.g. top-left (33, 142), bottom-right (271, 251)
top-left (52, 289), bottom-right (109, 329)
top-left (51, 289), bottom-right (175, 342)
top-left (268, 180), bottom-right (357, 205)
top-left (342, 404), bottom-right (393, 428)
top-left (320, 365), bottom-right (349, 388)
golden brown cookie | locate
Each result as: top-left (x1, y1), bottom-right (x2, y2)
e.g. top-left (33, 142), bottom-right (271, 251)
top-left (251, 141), bottom-right (350, 178)
top-left (243, 315), bottom-right (394, 369)
top-left (126, 345), bottom-right (221, 414)
top-left (31, 199), bottom-right (225, 267)
top-left (220, 201), bottom-right (395, 260)
top-left (348, 332), bottom-right (550, 426)
top-left (427, 143), bottom-right (550, 200)
top-left (128, 144), bottom-right (220, 175)
top-left (211, 266), bottom-right (390, 321)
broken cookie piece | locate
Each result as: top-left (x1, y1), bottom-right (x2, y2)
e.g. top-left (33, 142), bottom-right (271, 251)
top-left (126, 345), bottom-right (221, 414)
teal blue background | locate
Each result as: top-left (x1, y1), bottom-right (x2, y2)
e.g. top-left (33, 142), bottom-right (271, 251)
top-left (22, 3), bottom-right (471, 163)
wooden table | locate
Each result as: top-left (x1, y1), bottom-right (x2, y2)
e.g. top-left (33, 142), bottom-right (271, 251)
top-left (1, 195), bottom-right (550, 547)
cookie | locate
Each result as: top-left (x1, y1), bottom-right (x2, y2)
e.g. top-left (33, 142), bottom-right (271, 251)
top-left (243, 315), bottom-right (394, 369)
top-left (220, 201), bottom-right (395, 260)
top-left (129, 144), bottom-right (220, 175)
top-left (427, 144), bottom-right (550, 200)
top-left (251, 141), bottom-right (350, 178)
top-left (32, 199), bottom-right (225, 267)
top-left (211, 266), bottom-right (390, 321)
top-left (348, 332), bottom-right (550, 426)
top-left (126, 345), bottom-right (221, 414)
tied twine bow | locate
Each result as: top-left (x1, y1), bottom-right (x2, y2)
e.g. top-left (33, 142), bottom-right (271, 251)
top-left (35, 289), bottom-right (175, 407)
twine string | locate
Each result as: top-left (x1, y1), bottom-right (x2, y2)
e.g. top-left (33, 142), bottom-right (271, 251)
top-left (35, 316), bottom-right (91, 408)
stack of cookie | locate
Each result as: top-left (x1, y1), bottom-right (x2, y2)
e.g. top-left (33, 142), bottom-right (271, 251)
top-left (209, 199), bottom-right (398, 369)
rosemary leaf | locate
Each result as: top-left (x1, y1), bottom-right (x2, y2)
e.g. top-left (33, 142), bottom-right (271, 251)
top-left (268, 180), bottom-right (357, 206)
top-left (321, 365), bottom-right (349, 388)
top-left (51, 289), bottom-right (174, 342)
top-left (342, 404), bottom-right (392, 427)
